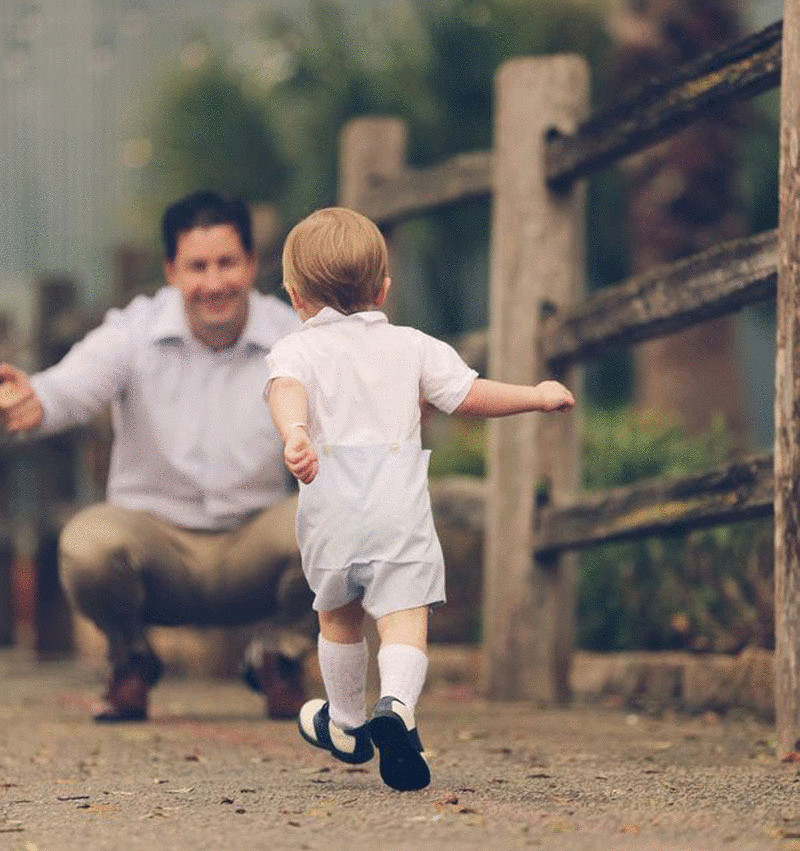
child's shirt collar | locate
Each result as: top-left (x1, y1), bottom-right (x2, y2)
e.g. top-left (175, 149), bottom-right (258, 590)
top-left (303, 306), bottom-right (388, 328)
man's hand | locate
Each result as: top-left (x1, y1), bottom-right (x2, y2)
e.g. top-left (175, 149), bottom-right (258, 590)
top-left (284, 425), bottom-right (318, 484)
top-left (534, 380), bottom-right (576, 413)
top-left (0, 363), bottom-right (45, 433)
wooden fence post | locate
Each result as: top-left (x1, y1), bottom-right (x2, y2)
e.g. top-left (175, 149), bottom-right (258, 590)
top-left (484, 57), bottom-right (588, 702)
top-left (775, 2), bottom-right (800, 757)
top-left (338, 116), bottom-right (407, 695)
top-left (338, 117), bottom-right (407, 212)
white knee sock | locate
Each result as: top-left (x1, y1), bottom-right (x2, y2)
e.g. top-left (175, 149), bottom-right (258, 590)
top-left (317, 635), bottom-right (368, 730)
top-left (377, 643), bottom-right (429, 713)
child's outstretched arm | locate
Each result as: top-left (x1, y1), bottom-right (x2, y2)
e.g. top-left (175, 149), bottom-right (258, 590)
top-left (268, 377), bottom-right (319, 484)
top-left (456, 378), bottom-right (575, 417)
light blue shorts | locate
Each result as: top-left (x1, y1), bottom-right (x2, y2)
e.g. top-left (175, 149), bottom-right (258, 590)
top-left (307, 559), bottom-right (446, 619)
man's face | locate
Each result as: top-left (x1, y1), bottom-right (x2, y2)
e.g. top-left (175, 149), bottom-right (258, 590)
top-left (165, 224), bottom-right (256, 349)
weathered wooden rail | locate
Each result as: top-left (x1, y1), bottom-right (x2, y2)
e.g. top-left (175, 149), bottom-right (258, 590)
top-left (545, 20), bottom-right (782, 189)
top-left (340, 8), bottom-right (800, 754)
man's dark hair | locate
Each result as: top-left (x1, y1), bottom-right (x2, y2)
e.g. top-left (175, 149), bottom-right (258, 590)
top-left (161, 190), bottom-right (253, 261)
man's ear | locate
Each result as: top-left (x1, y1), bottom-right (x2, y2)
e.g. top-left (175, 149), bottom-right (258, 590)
top-left (375, 277), bottom-right (391, 307)
top-left (164, 261), bottom-right (176, 285)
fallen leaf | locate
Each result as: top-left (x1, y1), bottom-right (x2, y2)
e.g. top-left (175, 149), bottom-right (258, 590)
top-left (549, 817), bottom-right (576, 833)
top-left (457, 730), bottom-right (488, 741)
top-left (81, 804), bottom-right (119, 815)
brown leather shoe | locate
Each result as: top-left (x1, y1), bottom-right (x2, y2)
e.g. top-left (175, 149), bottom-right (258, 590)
top-left (93, 654), bottom-right (163, 723)
top-left (241, 644), bottom-right (306, 720)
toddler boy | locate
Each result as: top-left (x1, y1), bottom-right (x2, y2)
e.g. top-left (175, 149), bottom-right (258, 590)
top-left (265, 207), bottom-right (574, 791)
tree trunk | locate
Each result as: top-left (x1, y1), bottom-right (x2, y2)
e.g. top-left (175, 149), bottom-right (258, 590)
top-left (611, 0), bottom-right (748, 441)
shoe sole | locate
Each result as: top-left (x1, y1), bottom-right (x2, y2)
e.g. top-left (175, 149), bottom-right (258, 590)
top-left (368, 713), bottom-right (430, 791)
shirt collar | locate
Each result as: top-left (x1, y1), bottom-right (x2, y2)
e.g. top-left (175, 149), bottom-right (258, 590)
top-left (303, 306), bottom-right (388, 328)
top-left (148, 287), bottom-right (190, 343)
top-left (148, 288), bottom-right (285, 351)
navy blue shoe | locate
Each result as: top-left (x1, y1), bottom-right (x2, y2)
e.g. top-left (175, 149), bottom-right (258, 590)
top-left (368, 696), bottom-right (430, 791)
top-left (298, 699), bottom-right (374, 765)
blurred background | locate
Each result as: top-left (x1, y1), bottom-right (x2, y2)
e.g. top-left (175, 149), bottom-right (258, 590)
top-left (0, 0), bottom-right (785, 661)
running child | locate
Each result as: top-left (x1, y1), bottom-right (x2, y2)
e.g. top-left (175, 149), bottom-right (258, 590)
top-left (265, 207), bottom-right (575, 791)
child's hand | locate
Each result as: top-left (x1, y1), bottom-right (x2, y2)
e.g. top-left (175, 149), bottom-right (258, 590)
top-left (535, 380), bottom-right (576, 412)
top-left (284, 426), bottom-right (318, 484)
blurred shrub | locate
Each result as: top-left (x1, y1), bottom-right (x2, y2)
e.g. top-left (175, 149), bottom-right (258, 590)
top-left (580, 408), bottom-right (773, 652)
top-left (430, 406), bottom-right (774, 652)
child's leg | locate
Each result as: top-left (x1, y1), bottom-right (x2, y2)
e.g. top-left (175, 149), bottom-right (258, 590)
top-left (317, 598), bottom-right (368, 730)
top-left (369, 606), bottom-right (431, 791)
top-left (375, 606), bottom-right (429, 712)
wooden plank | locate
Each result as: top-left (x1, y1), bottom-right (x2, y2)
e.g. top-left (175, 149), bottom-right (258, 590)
top-left (447, 230), bottom-right (777, 371)
top-left (774, 0), bottom-right (800, 759)
top-left (546, 21), bottom-right (782, 188)
top-left (534, 454), bottom-right (773, 556)
top-left (542, 230), bottom-right (777, 366)
top-left (431, 453), bottom-right (774, 555)
top-left (350, 151), bottom-right (492, 225)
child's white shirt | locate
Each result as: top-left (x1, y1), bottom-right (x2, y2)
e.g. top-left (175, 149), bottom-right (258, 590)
top-left (263, 307), bottom-right (477, 446)
top-left (264, 307), bottom-right (477, 576)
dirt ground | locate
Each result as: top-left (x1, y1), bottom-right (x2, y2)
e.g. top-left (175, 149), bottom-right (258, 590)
top-left (1, 647), bottom-right (799, 851)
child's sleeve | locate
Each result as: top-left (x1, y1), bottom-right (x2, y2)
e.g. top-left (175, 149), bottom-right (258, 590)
top-left (262, 336), bottom-right (308, 402)
top-left (417, 331), bottom-right (478, 414)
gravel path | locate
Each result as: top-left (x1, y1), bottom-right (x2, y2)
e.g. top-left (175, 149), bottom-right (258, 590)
top-left (0, 649), bottom-right (796, 850)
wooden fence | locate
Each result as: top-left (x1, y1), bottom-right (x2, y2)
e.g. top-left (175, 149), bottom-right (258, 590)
top-left (0, 276), bottom-right (103, 656)
top-left (338, 12), bottom-right (800, 754)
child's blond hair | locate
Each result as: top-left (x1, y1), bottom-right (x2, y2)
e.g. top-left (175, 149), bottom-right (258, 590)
top-left (282, 207), bottom-right (388, 314)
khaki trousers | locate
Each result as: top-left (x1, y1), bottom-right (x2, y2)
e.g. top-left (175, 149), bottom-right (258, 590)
top-left (58, 497), bottom-right (313, 671)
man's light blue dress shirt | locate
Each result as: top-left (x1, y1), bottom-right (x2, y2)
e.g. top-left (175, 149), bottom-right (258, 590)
top-left (30, 286), bottom-right (300, 530)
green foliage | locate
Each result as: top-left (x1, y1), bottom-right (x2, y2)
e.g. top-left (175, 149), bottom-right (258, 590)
top-left (429, 418), bottom-right (486, 478)
top-left (578, 408), bottom-right (773, 652)
top-left (142, 0), bottom-right (615, 331)
top-left (147, 63), bottom-right (286, 205)
top-left (582, 408), bottom-right (730, 490)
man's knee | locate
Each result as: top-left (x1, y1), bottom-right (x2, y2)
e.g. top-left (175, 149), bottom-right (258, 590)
top-left (58, 504), bottom-right (138, 609)
top-left (275, 554), bottom-right (313, 620)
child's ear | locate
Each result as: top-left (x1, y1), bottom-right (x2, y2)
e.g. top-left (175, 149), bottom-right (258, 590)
top-left (375, 277), bottom-right (391, 307)
top-left (285, 285), bottom-right (306, 312)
